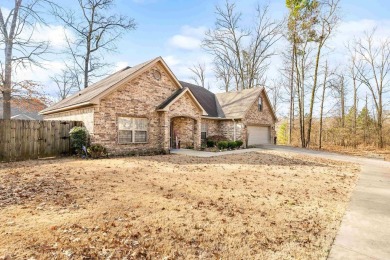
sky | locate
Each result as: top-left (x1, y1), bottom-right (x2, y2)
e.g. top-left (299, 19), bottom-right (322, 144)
top-left (2, 0), bottom-right (390, 112)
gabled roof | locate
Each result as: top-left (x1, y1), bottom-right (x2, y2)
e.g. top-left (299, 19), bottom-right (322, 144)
top-left (179, 81), bottom-right (219, 117)
top-left (215, 87), bottom-right (263, 119)
top-left (41, 57), bottom-right (182, 114)
top-left (40, 57), bottom-right (276, 121)
top-left (157, 87), bottom-right (208, 116)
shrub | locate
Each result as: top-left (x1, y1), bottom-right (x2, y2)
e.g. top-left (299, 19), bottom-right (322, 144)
top-left (227, 141), bottom-right (237, 149)
top-left (235, 140), bottom-right (243, 148)
top-left (69, 126), bottom-right (88, 155)
top-left (207, 135), bottom-right (228, 143)
top-left (206, 139), bottom-right (215, 148)
top-left (87, 144), bottom-right (107, 159)
top-left (217, 141), bottom-right (228, 150)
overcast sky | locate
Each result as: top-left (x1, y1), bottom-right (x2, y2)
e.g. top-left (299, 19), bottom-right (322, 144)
top-left (2, 0), bottom-right (390, 110)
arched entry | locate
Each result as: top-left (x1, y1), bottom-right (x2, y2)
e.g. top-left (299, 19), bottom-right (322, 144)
top-left (170, 116), bottom-right (198, 149)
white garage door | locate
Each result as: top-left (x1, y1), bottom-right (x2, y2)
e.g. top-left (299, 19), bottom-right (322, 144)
top-left (248, 126), bottom-right (270, 145)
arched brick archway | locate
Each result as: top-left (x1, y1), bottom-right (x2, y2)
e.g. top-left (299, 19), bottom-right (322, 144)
top-left (170, 116), bottom-right (200, 149)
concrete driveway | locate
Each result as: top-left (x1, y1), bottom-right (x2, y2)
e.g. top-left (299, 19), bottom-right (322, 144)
top-left (261, 145), bottom-right (390, 260)
top-left (171, 146), bottom-right (390, 259)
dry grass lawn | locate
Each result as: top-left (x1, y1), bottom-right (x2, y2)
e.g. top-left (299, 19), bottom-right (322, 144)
top-left (0, 151), bottom-right (359, 259)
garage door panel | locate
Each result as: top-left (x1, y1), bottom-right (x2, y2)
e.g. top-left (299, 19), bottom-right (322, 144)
top-left (248, 126), bottom-right (270, 145)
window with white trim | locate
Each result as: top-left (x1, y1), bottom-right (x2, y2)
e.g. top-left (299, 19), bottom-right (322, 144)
top-left (258, 97), bottom-right (263, 112)
top-left (201, 122), bottom-right (208, 140)
top-left (118, 117), bottom-right (148, 144)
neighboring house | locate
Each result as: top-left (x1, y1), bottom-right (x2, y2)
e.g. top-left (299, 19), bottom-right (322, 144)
top-left (0, 98), bottom-right (45, 120)
top-left (40, 57), bottom-right (276, 154)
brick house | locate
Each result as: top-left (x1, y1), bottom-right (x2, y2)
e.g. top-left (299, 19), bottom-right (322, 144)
top-left (40, 57), bottom-right (276, 154)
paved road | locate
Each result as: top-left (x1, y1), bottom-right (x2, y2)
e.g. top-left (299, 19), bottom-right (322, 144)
top-left (172, 146), bottom-right (390, 259)
top-left (261, 145), bottom-right (390, 260)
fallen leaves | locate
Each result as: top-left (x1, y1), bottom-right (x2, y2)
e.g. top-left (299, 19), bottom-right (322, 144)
top-left (0, 152), bottom-right (360, 259)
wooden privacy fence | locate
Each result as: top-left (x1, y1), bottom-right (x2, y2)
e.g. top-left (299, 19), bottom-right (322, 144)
top-left (0, 119), bottom-right (83, 162)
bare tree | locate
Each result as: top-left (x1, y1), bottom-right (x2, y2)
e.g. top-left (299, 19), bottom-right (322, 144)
top-left (268, 78), bottom-right (283, 114)
top-left (51, 69), bottom-right (80, 100)
top-left (52, 0), bottom-right (136, 89)
top-left (203, 1), bottom-right (282, 91)
top-left (286, 0), bottom-right (339, 148)
top-left (346, 42), bottom-right (363, 147)
top-left (189, 63), bottom-right (208, 89)
top-left (0, 0), bottom-right (49, 119)
top-left (353, 29), bottom-right (390, 148)
top-left (306, 0), bottom-right (340, 147)
top-left (214, 57), bottom-right (233, 92)
top-left (318, 61), bottom-right (329, 149)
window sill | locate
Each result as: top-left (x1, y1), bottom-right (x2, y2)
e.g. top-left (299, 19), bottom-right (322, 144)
top-left (118, 142), bottom-right (149, 145)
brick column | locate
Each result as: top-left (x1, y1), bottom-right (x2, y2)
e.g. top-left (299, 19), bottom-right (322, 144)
top-left (194, 117), bottom-right (202, 150)
top-left (159, 112), bottom-right (170, 151)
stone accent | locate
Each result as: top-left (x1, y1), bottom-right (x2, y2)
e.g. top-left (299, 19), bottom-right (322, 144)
top-left (43, 107), bottom-right (94, 133)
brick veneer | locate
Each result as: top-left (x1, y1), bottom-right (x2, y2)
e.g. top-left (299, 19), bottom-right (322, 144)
top-left (43, 63), bottom-right (276, 153)
top-left (242, 91), bottom-right (276, 143)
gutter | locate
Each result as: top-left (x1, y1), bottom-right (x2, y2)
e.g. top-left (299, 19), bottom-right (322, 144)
top-left (201, 116), bottom-right (242, 120)
top-left (39, 102), bottom-right (93, 115)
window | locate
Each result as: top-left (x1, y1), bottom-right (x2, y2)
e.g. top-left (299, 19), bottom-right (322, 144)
top-left (118, 117), bottom-right (148, 144)
top-left (201, 122), bottom-right (208, 140)
top-left (258, 97), bottom-right (263, 112)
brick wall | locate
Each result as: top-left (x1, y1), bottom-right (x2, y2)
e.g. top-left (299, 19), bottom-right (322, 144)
top-left (168, 92), bottom-right (202, 149)
top-left (171, 117), bottom-right (195, 148)
top-left (218, 120), bottom-right (244, 141)
top-left (202, 119), bottom-right (219, 137)
top-left (93, 63), bottom-right (180, 154)
top-left (243, 91), bottom-right (276, 142)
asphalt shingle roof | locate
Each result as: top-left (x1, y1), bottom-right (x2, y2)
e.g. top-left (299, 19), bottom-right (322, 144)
top-left (215, 87), bottom-right (262, 118)
top-left (179, 81), bottom-right (219, 117)
top-left (40, 57), bottom-right (265, 120)
top-left (40, 58), bottom-right (159, 114)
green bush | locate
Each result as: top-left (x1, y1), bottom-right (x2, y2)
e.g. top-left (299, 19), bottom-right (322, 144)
top-left (207, 135), bottom-right (228, 143)
top-left (206, 139), bottom-right (215, 147)
top-left (235, 140), bottom-right (243, 148)
top-left (217, 141), bottom-right (228, 150)
top-left (69, 126), bottom-right (88, 154)
top-left (227, 141), bottom-right (237, 149)
top-left (87, 144), bottom-right (107, 159)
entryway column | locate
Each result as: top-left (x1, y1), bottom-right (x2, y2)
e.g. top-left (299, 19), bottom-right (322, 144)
top-left (160, 112), bottom-right (170, 151)
top-left (194, 117), bottom-right (202, 149)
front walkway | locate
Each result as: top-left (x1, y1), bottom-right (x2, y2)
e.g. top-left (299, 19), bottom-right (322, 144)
top-left (171, 145), bottom-right (390, 259)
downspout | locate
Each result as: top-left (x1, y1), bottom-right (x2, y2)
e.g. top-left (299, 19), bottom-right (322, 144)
top-left (232, 119), bottom-right (236, 141)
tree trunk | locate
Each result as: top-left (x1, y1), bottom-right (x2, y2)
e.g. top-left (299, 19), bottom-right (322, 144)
top-left (306, 42), bottom-right (323, 148)
top-left (289, 44), bottom-right (295, 145)
top-left (319, 62), bottom-right (328, 149)
top-left (3, 42), bottom-right (13, 119)
top-left (352, 77), bottom-right (357, 148)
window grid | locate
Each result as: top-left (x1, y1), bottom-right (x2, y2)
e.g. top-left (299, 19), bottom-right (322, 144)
top-left (201, 122), bottom-right (208, 140)
top-left (118, 117), bottom-right (148, 144)
top-left (258, 97), bottom-right (263, 112)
